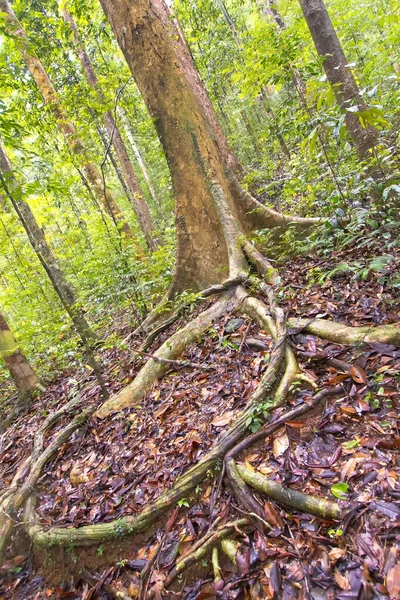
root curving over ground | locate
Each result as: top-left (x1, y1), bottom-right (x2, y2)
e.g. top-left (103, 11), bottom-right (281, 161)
top-left (1, 227), bottom-right (399, 597)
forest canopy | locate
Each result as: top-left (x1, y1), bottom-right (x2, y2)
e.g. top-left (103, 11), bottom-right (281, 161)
top-left (0, 0), bottom-right (399, 598)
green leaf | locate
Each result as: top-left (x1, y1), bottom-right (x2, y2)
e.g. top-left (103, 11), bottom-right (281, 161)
top-left (344, 439), bottom-right (359, 449)
top-left (331, 482), bottom-right (350, 499)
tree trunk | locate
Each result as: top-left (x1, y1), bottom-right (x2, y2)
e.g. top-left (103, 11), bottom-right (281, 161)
top-left (214, 0), bottom-right (243, 51)
top-left (264, 0), bottom-right (285, 29)
top-left (59, 5), bottom-right (159, 251)
top-left (215, 0), bottom-right (291, 159)
top-left (0, 145), bottom-right (97, 347)
top-left (0, 311), bottom-right (40, 394)
top-left (264, 0), bottom-right (308, 103)
top-left (99, 0), bottom-right (318, 293)
top-left (0, 0), bottom-right (136, 243)
top-left (117, 108), bottom-right (160, 208)
top-left (167, 2), bottom-right (245, 176)
top-left (298, 0), bottom-right (380, 168)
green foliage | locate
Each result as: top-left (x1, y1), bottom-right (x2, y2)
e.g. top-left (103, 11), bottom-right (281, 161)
top-left (330, 482), bottom-right (350, 499)
top-left (175, 0), bottom-right (399, 217)
top-left (177, 498), bottom-right (190, 508)
top-left (246, 396), bottom-right (274, 433)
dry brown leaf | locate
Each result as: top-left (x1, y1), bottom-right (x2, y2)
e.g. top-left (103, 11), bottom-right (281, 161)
top-left (264, 501), bottom-right (283, 528)
top-left (154, 403), bottom-right (172, 419)
top-left (128, 582), bottom-right (140, 598)
top-left (212, 411), bottom-right (235, 427)
top-left (334, 568), bottom-right (351, 590)
top-left (340, 406), bottom-right (357, 415)
top-left (329, 547), bottom-right (346, 563)
top-left (349, 364), bottom-right (368, 384)
top-left (70, 463), bottom-right (90, 485)
top-left (341, 457), bottom-right (359, 480)
top-left (273, 433), bottom-right (289, 458)
top-left (387, 563), bottom-right (400, 599)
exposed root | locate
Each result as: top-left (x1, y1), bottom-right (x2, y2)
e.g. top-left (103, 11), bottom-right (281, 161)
top-left (242, 241), bottom-right (280, 284)
top-left (237, 462), bottom-right (343, 520)
top-left (226, 457), bottom-right (266, 524)
top-left (96, 287), bottom-right (246, 418)
top-left (212, 546), bottom-right (223, 588)
top-left (6, 249), bottom-right (389, 581)
top-left (242, 295), bottom-right (299, 403)
top-left (220, 538), bottom-right (240, 565)
top-left (289, 317), bottom-right (400, 346)
top-left (147, 518), bottom-right (249, 598)
top-left (0, 395), bottom-right (88, 564)
top-left (229, 174), bottom-right (322, 233)
top-left (224, 386), bottom-right (344, 531)
top-left (0, 457), bottom-right (30, 564)
top-left (132, 275), bottom-right (247, 341)
top-left (21, 287), bottom-right (291, 550)
top-left (23, 393), bottom-right (265, 548)
top-left (13, 406), bottom-right (95, 509)
top-left (225, 385), bottom-right (344, 461)
top-left (130, 347), bottom-right (217, 371)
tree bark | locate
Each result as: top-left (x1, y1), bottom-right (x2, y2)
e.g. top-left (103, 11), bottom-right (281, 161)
top-left (0, 145), bottom-right (97, 347)
top-left (0, 0), bottom-right (136, 242)
top-left (298, 0), bottom-right (380, 168)
top-left (169, 3), bottom-right (244, 176)
top-left (99, 0), bottom-right (318, 293)
top-left (59, 5), bottom-right (159, 251)
top-left (0, 310), bottom-right (40, 394)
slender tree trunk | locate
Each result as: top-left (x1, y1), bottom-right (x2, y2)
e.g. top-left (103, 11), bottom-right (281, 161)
top-left (59, 5), bottom-right (159, 251)
top-left (0, 310), bottom-right (40, 394)
top-left (214, 0), bottom-right (291, 159)
top-left (0, 145), bottom-right (97, 347)
top-left (298, 0), bottom-right (381, 169)
top-left (117, 108), bottom-right (160, 208)
top-left (0, 0), bottom-right (136, 242)
top-left (240, 110), bottom-right (262, 154)
top-left (99, 0), bottom-right (318, 293)
top-left (264, 0), bottom-right (307, 102)
top-left (214, 0), bottom-right (243, 50)
top-left (264, 0), bottom-right (285, 28)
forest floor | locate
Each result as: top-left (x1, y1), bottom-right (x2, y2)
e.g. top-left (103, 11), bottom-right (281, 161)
top-left (1, 237), bottom-right (400, 599)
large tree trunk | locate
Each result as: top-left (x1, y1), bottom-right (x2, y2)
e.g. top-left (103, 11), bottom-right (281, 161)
top-left (168, 2), bottom-right (245, 176)
top-left (0, 145), bottom-right (97, 347)
top-left (298, 0), bottom-right (380, 168)
top-left (59, 4), bottom-right (159, 251)
top-left (0, 311), bottom-right (40, 394)
top-left (0, 0), bottom-right (137, 243)
top-left (99, 0), bottom-right (318, 293)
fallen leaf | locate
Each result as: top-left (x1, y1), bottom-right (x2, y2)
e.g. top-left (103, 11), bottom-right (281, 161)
top-left (212, 411), bottom-right (235, 427)
top-left (350, 364), bottom-right (368, 384)
top-left (329, 548), bottom-right (346, 562)
top-left (387, 563), bottom-right (400, 599)
top-left (273, 433), bottom-right (289, 458)
top-left (334, 568), bottom-right (351, 590)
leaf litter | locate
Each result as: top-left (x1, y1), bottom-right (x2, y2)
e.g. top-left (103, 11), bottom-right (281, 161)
top-left (1, 243), bottom-right (399, 599)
